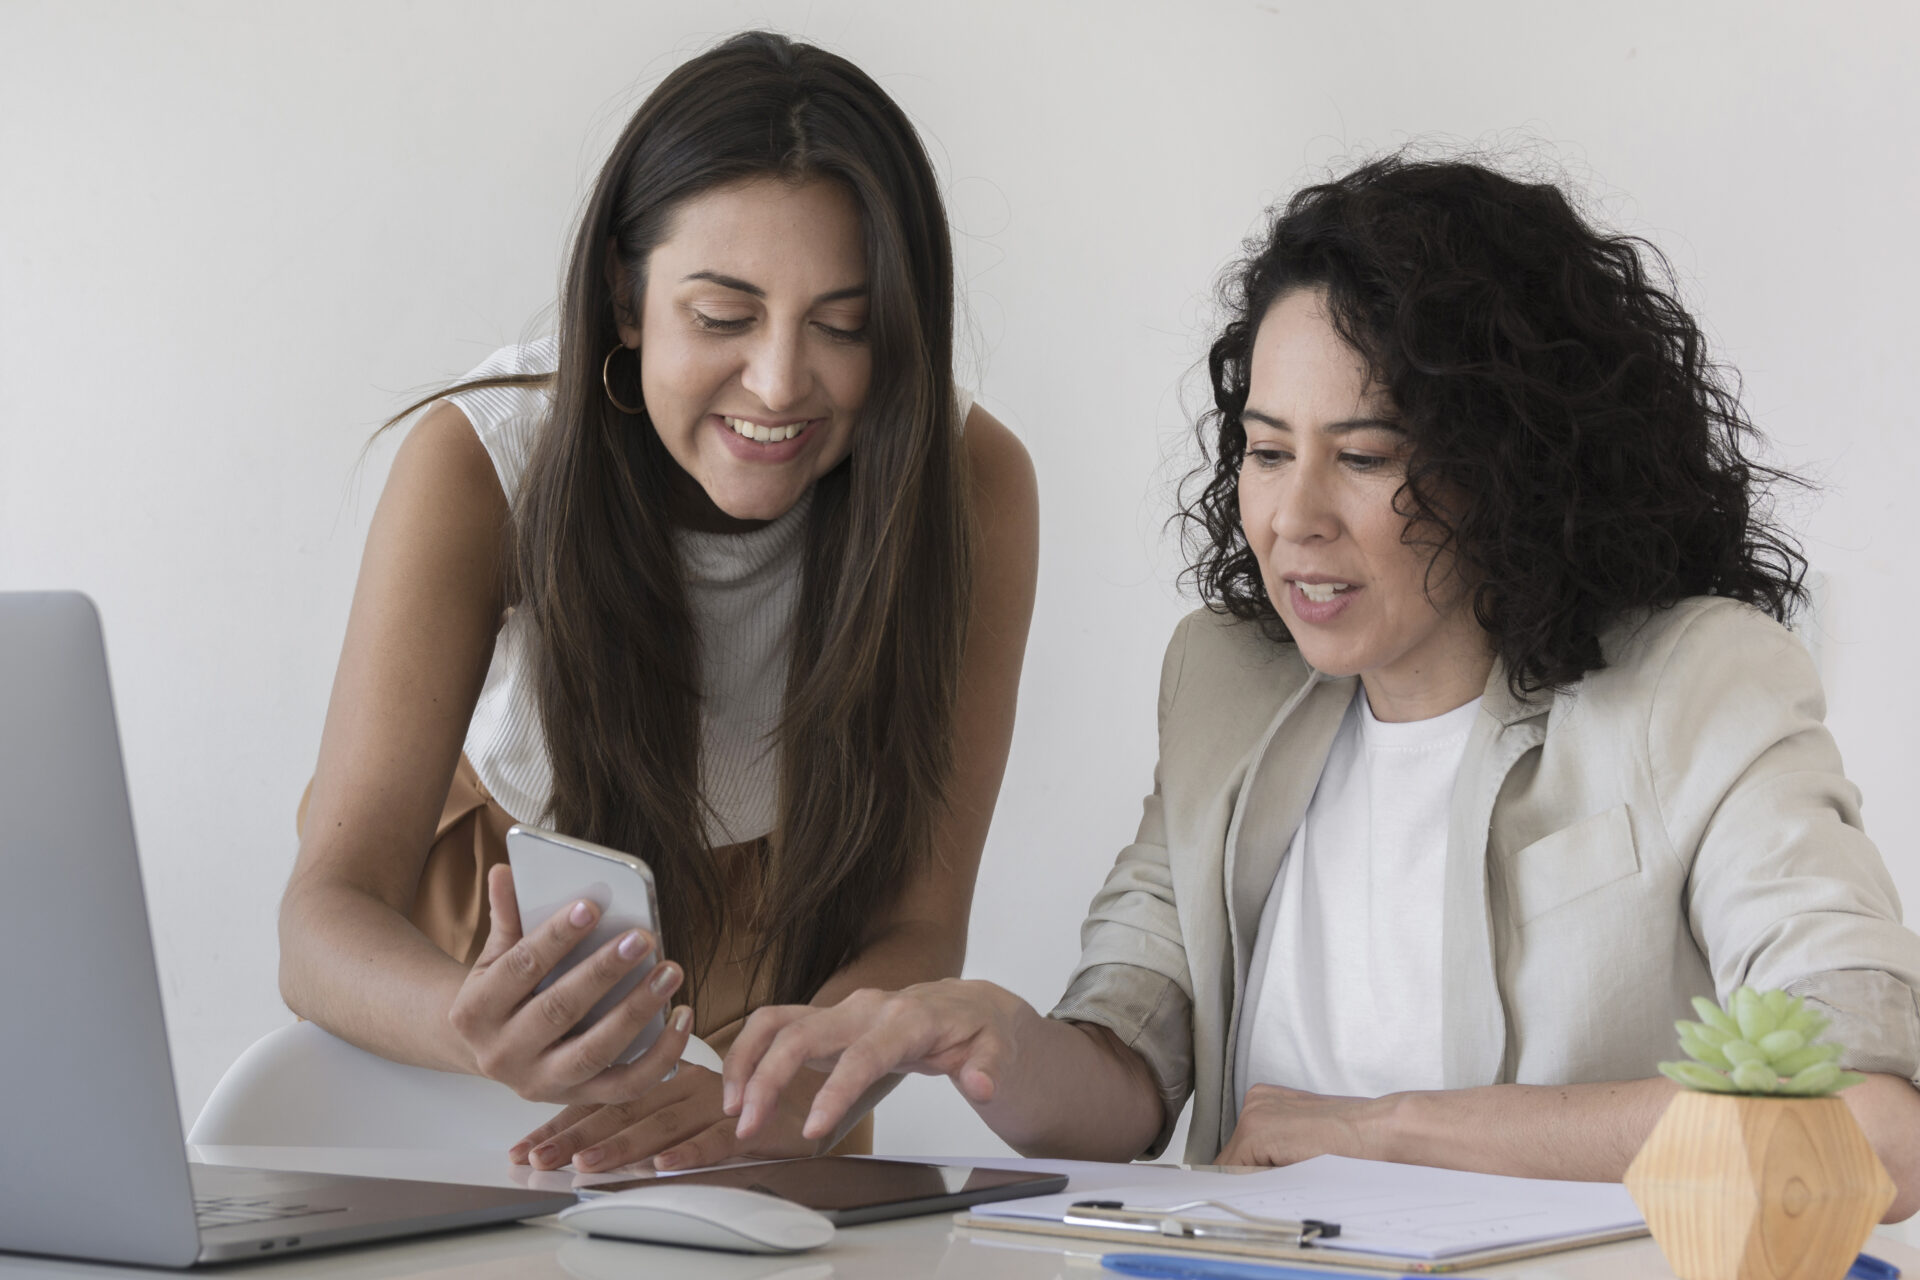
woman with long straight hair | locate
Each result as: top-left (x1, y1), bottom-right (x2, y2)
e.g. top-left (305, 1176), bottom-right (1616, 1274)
top-left (277, 31), bottom-right (1038, 1174)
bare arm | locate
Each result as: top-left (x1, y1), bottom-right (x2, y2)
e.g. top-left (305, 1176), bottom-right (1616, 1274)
top-left (278, 403), bottom-right (682, 1092)
top-left (278, 401), bottom-right (507, 1072)
top-left (1224, 1071), bottom-right (1920, 1220)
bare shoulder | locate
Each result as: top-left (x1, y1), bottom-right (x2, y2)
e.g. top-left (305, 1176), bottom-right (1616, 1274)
top-left (962, 403), bottom-right (1038, 537)
top-left (387, 399), bottom-right (508, 515)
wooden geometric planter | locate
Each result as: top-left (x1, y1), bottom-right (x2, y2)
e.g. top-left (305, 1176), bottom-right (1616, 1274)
top-left (1624, 1091), bottom-right (1895, 1280)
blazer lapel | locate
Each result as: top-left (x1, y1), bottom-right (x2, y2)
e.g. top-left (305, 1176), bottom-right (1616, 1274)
top-left (1440, 667), bottom-right (1549, 1088)
top-left (1217, 670), bottom-right (1356, 1127)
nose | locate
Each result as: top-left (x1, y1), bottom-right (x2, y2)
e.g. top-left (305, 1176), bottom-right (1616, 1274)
top-left (739, 325), bottom-right (811, 413)
top-left (1267, 462), bottom-right (1339, 545)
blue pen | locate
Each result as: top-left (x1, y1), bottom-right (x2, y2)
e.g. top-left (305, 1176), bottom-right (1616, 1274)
top-left (1851, 1252), bottom-right (1900, 1280)
top-left (1099, 1254), bottom-right (1440, 1280)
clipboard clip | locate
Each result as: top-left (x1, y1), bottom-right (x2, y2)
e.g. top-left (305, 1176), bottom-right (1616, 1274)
top-left (1064, 1199), bottom-right (1341, 1247)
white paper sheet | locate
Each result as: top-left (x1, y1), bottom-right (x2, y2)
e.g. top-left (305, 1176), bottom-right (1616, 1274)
top-left (968, 1154), bottom-right (1644, 1260)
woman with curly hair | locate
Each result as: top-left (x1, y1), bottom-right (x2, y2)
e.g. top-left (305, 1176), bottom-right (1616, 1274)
top-left (720, 154), bottom-right (1920, 1211)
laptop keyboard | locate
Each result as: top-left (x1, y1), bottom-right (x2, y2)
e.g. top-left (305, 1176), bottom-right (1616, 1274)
top-left (194, 1195), bottom-right (347, 1229)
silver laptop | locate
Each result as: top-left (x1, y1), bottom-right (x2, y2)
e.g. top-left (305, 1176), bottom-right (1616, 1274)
top-left (0, 592), bottom-right (579, 1267)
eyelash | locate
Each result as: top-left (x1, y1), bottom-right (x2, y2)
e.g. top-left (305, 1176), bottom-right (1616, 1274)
top-left (688, 311), bottom-right (868, 344)
top-left (1244, 447), bottom-right (1389, 473)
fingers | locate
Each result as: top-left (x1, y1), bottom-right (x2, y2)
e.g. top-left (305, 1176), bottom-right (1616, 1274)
top-left (654, 1116), bottom-right (743, 1173)
top-left (526, 1100), bottom-right (642, 1171)
top-left (510, 1103), bottom-right (594, 1164)
top-left (722, 1005), bottom-right (817, 1116)
top-left (563, 1070), bottom-right (728, 1173)
top-left (523, 938), bottom-right (671, 1080)
top-left (737, 995), bottom-right (924, 1141)
top-left (566, 1002), bottom-right (694, 1105)
top-left (731, 1004), bottom-right (869, 1138)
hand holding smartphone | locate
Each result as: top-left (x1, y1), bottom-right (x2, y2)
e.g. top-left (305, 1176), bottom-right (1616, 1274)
top-left (505, 824), bottom-right (667, 1066)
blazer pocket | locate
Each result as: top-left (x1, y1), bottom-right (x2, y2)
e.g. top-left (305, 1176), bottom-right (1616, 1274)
top-left (1508, 804), bottom-right (1640, 926)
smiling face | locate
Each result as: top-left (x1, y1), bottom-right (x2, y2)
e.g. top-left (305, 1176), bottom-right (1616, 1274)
top-left (616, 175), bottom-right (872, 528)
top-left (1236, 288), bottom-right (1493, 721)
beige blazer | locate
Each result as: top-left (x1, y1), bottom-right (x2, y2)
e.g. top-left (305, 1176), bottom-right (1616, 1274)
top-left (1050, 597), bottom-right (1920, 1163)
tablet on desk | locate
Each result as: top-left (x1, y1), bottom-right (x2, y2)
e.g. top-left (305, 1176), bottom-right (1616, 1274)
top-left (587, 1157), bottom-right (1067, 1226)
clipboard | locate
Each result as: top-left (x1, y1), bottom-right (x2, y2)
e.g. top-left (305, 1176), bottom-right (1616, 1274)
top-left (951, 1210), bottom-right (1648, 1272)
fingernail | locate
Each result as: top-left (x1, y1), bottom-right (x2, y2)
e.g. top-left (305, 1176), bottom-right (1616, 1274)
top-left (672, 1006), bottom-right (692, 1032)
top-left (804, 1108), bottom-right (826, 1138)
top-left (507, 1142), bottom-right (529, 1162)
top-left (722, 1080), bottom-right (739, 1113)
top-left (655, 1152), bottom-right (681, 1171)
top-left (618, 930), bottom-right (650, 961)
top-left (738, 1102), bottom-right (758, 1134)
top-left (531, 1142), bottom-right (559, 1166)
top-left (576, 1147), bottom-right (603, 1169)
top-left (569, 900), bottom-right (593, 927)
top-left (649, 964), bottom-right (680, 995)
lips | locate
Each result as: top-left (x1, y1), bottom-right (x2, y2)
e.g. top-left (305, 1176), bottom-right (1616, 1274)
top-left (723, 415), bottom-right (812, 443)
top-left (1284, 577), bottom-right (1361, 625)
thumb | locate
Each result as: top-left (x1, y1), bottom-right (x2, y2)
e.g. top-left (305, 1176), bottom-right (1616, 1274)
top-left (474, 864), bottom-right (523, 967)
top-left (956, 1043), bottom-right (1001, 1106)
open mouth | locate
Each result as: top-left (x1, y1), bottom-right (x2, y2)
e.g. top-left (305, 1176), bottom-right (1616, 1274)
top-left (723, 416), bottom-right (812, 443)
top-left (1291, 581), bottom-right (1354, 604)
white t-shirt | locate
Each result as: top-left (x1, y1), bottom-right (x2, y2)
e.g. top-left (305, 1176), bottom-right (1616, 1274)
top-left (1234, 687), bottom-right (1483, 1101)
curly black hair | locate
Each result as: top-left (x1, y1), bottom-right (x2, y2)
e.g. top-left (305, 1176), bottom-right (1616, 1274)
top-left (1180, 152), bottom-right (1807, 694)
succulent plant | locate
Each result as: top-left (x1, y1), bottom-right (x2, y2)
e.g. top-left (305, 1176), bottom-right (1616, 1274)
top-left (1660, 987), bottom-right (1864, 1097)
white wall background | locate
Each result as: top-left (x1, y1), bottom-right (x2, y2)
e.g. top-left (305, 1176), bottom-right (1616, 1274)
top-left (4, 0), bottom-right (1919, 1163)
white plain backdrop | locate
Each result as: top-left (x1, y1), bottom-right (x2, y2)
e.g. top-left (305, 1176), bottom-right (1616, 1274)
top-left (5, 1), bottom-right (1920, 1161)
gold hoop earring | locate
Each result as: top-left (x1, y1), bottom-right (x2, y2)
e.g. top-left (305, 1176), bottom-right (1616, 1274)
top-left (602, 343), bottom-right (643, 415)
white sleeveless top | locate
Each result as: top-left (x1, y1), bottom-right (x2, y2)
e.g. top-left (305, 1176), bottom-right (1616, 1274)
top-left (445, 338), bottom-right (970, 847)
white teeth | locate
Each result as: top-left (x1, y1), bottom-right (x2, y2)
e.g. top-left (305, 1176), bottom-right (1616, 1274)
top-left (725, 416), bottom-right (804, 443)
top-left (1295, 581), bottom-right (1352, 604)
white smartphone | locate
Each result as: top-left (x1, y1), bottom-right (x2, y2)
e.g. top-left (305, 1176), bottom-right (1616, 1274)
top-left (505, 823), bottom-right (666, 1065)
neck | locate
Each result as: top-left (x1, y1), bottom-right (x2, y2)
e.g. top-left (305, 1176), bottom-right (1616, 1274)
top-left (1359, 648), bottom-right (1496, 723)
top-left (663, 467), bottom-right (775, 535)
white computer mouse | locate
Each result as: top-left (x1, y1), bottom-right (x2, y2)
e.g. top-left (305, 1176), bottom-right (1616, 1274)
top-left (558, 1184), bottom-right (836, 1254)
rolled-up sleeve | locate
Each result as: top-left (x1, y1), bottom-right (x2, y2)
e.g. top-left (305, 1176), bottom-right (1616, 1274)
top-left (1048, 616), bottom-right (1198, 1157)
top-left (1656, 602), bottom-right (1920, 1087)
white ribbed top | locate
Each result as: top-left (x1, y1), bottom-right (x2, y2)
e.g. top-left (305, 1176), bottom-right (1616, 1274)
top-left (444, 338), bottom-right (968, 847)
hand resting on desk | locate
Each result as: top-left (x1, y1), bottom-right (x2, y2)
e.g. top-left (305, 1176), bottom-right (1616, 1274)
top-left (511, 1059), bottom-right (837, 1173)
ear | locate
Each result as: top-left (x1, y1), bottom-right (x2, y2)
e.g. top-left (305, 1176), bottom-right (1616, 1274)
top-left (605, 238), bottom-right (643, 349)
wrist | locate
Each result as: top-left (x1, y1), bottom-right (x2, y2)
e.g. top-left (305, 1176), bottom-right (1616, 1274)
top-left (1367, 1089), bottom-right (1438, 1165)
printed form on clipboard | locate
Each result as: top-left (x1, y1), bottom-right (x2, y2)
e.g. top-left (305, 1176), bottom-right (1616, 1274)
top-left (960, 1155), bottom-right (1647, 1268)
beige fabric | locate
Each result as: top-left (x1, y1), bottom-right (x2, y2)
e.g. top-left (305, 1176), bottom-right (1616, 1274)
top-left (296, 759), bottom-right (874, 1155)
top-left (1050, 597), bottom-right (1920, 1163)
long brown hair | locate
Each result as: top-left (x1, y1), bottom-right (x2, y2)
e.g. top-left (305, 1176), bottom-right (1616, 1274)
top-left (399, 33), bottom-right (970, 1005)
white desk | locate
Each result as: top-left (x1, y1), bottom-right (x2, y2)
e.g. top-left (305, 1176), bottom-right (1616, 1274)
top-left (3, 1147), bottom-right (1916, 1278)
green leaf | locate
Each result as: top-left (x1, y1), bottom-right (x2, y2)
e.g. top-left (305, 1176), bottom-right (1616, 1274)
top-left (1693, 996), bottom-right (1740, 1037)
top-left (1661, 1060), bottom-right (1738, 1092)
top-left (1771, 1042), bottom-right (1843, 1076)
top-left (1722, 1039), bottom-right (1765, 1067)
top-left (1681, 1028), bottom-right (1743, 1074)
top-left (1783, 1062), bottom-right (1841, 1096)
top-left (1758, 1028), bottom-right (1806, 1060)
top-left (1834, 1071), bottom-right (1868, 1092)
top-left (1730, 1060), bottom-right (1782, 1093)
top-left (1734, 987), bottom-right (1776, 1042)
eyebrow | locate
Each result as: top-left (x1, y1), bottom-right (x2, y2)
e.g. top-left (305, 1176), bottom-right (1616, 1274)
top-left (680, 270), bottom-right (868, 305)
top-left (1241, 409), bottom-right (1406, 436)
